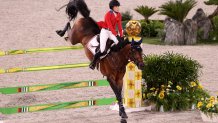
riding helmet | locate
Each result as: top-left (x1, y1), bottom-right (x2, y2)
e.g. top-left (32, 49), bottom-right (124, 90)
top-left (109, 0), bottom-right (120, 10)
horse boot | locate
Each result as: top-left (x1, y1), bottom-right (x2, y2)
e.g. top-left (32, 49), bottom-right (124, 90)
top-left (89, 50), bottom-right (102, 70)
top-left (56, 22), bottom-right (71, 37)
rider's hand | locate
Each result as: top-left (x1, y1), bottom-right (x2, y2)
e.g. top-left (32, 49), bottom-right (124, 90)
top-left (120, 36), bottom-right (124, 42)
top-left (116, 35), bottom-right (120, 40)
top-left (116, 35), bottom-right (124, 42)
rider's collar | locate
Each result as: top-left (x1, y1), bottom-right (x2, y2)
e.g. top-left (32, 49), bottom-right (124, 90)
top-left (110, 9), bottom-right (119, 14)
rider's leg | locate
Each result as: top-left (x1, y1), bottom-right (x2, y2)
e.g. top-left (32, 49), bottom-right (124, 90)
top-left (108, 31), bottom-right (119, 44)
top-left (100, 28), bottom-right (110, 53)
top-left (108, 31), bottom-right (125, 51)
top-left (89, 28), bottom-right (109, 70)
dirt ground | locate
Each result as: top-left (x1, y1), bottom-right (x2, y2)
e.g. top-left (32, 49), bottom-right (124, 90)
top-left (0, 0), bottom-right (217, 123)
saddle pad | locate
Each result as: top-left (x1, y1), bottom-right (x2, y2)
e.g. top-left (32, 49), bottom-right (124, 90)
top-left (87, 35), bottom-right (111, 60)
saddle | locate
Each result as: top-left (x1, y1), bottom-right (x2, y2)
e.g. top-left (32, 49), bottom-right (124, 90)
top-left (95, 35), bottom-right (116, 53)
top-left (87, 35), bottom-right (117, 59)
top-left (87, 35), bottom-right (126, 70)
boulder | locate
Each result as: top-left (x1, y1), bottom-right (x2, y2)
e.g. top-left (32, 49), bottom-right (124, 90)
top-left (192, 8), bottom-right (213, 40)
top-left (163, 18), bottom-right (185, 45)
top-left (184, 19), bottom-right (198, 45)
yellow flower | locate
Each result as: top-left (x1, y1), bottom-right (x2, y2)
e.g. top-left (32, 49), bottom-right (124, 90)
top-left (161, 85), bottom-right (165, 88)
top-left (198, 84), bottom-right (203, 89)
top-left (210, 96), bottom-right (215, 103)
top-left (158, 91), bottom-right (165, 100)
top-left (197, 102), bottom-right (203, 109)
top-left (190, 82), bottom-right (197, 87)
top-left (176, 85), bottom-right (182, 91)
top-left (150, 87), bottom-right (155, 91)
top-left (206, 103), bottom-right (214, 109)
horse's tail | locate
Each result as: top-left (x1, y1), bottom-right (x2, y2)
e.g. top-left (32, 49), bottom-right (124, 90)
top-left (66, 0), bottom-right (90, 20)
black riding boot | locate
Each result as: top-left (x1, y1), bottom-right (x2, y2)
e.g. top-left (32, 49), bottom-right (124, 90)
top-left (89, 51), bottom-right (102, 70)
top-left (56, 22), bottom-right (71, 37)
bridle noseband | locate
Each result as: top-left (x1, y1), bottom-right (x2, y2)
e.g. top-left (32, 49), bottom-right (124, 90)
top-left (129, 45), bottom-right (143, 65)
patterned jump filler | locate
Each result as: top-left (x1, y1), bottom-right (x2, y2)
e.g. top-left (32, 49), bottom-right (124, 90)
top-left (124, 62), bottom-right (142, 108)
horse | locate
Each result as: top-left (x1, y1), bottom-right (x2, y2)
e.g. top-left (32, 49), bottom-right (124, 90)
top-left (61, 0), bottom-right (145, 122)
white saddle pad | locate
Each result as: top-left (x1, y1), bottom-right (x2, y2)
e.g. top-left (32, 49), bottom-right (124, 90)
top-left (87, 35), bottom-right (99, 55)
top-left (87, 35), bottom-right (112, 59)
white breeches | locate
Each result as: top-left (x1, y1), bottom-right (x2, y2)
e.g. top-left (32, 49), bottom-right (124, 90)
top-left (100, 28), bottom-right (119, 53)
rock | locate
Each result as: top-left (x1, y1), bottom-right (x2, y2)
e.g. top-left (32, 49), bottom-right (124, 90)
top-left (184, 19), bottom-right (198, 45)
top-left (192, 8), bottom-right (213, 40)
top-left (163, 18), bottom-right (185, 45)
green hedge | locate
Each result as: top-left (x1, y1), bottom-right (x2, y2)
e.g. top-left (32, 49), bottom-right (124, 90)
top-left (142, 52), bottom-right (209, 111)
top-left (140, 20), bottom-right (164, 38)
top-left (121, 11), bottom-right (133, 22)
top-left (211, 16), bottom-right (218, 41)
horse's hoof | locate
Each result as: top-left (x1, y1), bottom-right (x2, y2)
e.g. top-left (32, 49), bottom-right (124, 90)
top-left (121, 118), bottom-right (127, 123)
top-left (89, 65), bottom-right (95, 70)
top-left (64, 37), bottom-right (69, 41)
top-left (56, 30), bottom-right (65, 37)
top-left (120, 112), bottom-right (128, 119)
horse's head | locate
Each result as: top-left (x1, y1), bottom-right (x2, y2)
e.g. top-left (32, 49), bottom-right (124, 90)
top-left (129, 44), bottom-right (145, 70)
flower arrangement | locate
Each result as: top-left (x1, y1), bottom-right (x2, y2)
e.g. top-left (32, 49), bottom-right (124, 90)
top-left (197, 96), bottom-right (218, 115)
top-left (143, 80), bottom-right (209, 111)
top-left (142, 52), bottom-right (209, 111)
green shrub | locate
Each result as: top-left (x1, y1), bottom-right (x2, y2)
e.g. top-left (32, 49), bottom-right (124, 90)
top-left (159, 0), bottom-right (197, 22)
top-left (142, 52), bottom-right (209, 111)
top-left (134, 5), bottom-right (158, 22)
top-left (211, 16), bottom-right (218, 41)
top-left (121, 11), bottom-right (133, 21)
top-left (140, 20), bottom-right (164, 37)
top-left (199, 16), bottom-right (218, 43)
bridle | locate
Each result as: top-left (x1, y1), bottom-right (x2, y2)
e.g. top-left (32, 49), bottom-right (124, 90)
top-left (129, 45), bottom-right (143, 66)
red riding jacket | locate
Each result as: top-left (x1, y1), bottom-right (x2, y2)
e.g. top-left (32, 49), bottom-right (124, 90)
top-left (97, 10), bottom-right (123, 37)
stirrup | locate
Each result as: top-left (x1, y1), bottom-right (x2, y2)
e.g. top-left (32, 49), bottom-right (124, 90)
top-left (89, 51), bottom-right (101, 70)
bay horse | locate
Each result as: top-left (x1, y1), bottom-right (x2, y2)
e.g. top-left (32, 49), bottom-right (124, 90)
top-left (62, 0), bottom-right (145, 122)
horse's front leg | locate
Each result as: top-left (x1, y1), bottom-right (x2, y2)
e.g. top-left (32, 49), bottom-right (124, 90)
top-left (116, 78), bottom-right (128, 119)
top-left (107, 74), bottom-right (128, 119)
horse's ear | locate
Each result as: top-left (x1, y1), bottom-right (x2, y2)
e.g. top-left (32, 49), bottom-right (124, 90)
top-left (124, 37), bottom-right (131, 43)
top-left (132, 45), bottom-right (142, 52)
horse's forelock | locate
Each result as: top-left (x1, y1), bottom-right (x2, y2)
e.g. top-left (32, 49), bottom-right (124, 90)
top-left (131, 45), bottom-right (142, 52)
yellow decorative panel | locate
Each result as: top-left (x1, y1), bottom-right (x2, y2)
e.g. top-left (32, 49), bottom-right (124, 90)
top-left (124, 62), bottom-right (142, 108)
